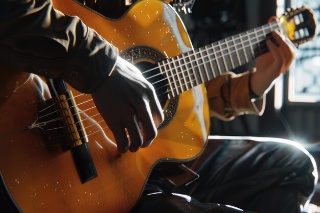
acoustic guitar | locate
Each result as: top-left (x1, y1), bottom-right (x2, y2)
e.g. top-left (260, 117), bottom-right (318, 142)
top-left (0, 0), bottom-right (317, 212)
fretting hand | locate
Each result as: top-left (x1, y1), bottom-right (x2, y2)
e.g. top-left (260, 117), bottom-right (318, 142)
top-left (92, 57), bottom-right (164, 153)
top-left (250, 17), bottom-right (297, 97)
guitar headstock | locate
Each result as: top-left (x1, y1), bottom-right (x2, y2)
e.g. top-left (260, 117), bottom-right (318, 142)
top-left (279, 5), bottom-right (318, 47)
top-left (171, 0), bottom-right (195, 14)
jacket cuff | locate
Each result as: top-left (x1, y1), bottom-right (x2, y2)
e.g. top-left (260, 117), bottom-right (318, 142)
top-left (63, 29), bottom-right (118, 93)
top-left (229, 71), bottom-right (265, 116)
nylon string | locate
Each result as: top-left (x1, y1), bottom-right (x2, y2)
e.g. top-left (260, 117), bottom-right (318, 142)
top-left (27, 21), bottom-right (280, 141)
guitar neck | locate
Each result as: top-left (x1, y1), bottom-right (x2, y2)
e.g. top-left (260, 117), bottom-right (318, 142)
top-left (159, 21), bottom-right (279, 98)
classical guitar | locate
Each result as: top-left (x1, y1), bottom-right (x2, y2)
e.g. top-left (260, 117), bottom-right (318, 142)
top-left (0, 0), bottom-right (317, 212)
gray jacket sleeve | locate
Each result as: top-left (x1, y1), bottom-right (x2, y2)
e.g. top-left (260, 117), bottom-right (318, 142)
top-left (0, 0), bottom-right (118, 93)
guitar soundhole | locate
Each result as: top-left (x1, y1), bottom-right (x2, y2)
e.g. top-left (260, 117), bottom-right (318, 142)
top-left (135, 61), bottom-right (168, 106)
top-left (121, 46), bottom-right (178, 129)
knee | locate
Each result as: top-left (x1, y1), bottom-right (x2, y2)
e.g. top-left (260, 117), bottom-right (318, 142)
top-left (271, 138), bottom-right (318, 198)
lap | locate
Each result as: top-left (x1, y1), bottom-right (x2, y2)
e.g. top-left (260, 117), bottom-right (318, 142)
top-left (136, 136), bottom-right (317, 213)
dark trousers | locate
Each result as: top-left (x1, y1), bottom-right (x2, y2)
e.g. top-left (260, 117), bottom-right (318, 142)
top-left (134, 136), bottom-right (317, 213)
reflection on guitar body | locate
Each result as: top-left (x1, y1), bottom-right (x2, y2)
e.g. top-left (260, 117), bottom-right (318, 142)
top-left (0, 0), bottom-right (316, 212)
top-left (0, 1), bottom-right (210, 212)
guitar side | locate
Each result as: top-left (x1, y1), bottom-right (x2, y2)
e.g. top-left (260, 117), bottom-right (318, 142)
top-left (53, 0), bottom-right (210, 169)
top-left (0, 1), bottom-right (210, 212)
top-left (52, 0), bottom-right (210, 164)
top-left (0, 74), bottom-right (144, 213)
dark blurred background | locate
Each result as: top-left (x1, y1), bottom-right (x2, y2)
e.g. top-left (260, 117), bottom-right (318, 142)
top-left (175, 0), bottom-right (320, 206)
top-left (175, 0), bottom-right (320, 145)
top-left (84, 0), bottom-right (320, 207)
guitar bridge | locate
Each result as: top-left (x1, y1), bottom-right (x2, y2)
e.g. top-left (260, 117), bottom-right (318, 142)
top-left (38, 78), bottom-right (97, 184)
top-left (52, 93), bottom-right (87, 148)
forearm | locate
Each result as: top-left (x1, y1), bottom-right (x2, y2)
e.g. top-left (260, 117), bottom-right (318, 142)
top-left (0, 0), bottom-right (118, 93)
top-left (206, 71), bottom-right (265, 121)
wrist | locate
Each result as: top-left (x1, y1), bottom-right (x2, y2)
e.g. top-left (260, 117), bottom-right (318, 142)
top-left (249, 73), bottom-right (262, 100)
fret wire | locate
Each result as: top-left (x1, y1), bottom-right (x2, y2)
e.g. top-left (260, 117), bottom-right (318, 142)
top-left (261, 24), bottom-right (275, 54)
top-left (239, 33), bottom-right (249, 63)
top-left (225, 38), bottom-right (235, 70)
top-left (176, 54), bottom-right (188, 91)
top-left (231, 36), bottom-right (241, 67)
top-left (157, 63), bottom-right (165, 94)
top-left (261, 24), bottom-right (267, 41)
top-left (203, 47), bottom-right (213, 81)
top-left (267, 24), bottom-right (277, 35)
top-left (163, 60), bottom-right (176, 98)
top-left (153, 21), bottom-right (282, 97)
top-left (246, 30), bottom-right (255, 59)
top-left (236, 35), bottom-right (248, 65)
top-left (270, 22), bottom-right (279, 31)
top-left (211, 43), bottom-right (223, 75)
top-left (179, 22), bottom-right (279, 87)
top-left (167, 58), bottom-right (179, 96)
top-left (218, 41), bottom-right (229, 72)
top-left (207, 44), bottom-right (220, 77)
top-left (261, 25), bottom-right (270, 57)
top-left (203, 46), bottom-right (214, 80)
top-left (183, 52), bottom-right (195, 88)
top-left (197, 48), bottom-right (207, 83)
top-left (194, 50), bottom-right (204, 84)
top-left (220, 40), bottom-right (228, 71)
top-left (162, 62), bottom-right (174, 98)
top-left (187, 50), bottom-right (200, 86)
top-left (253, 28), bottom-right (262, 56)
top-left (245, 31), bottom-right (252, 60)
top-left (204, 45), bottom-right (216, 79)
top-left (172, 56), bottom-right (184, 93)
top-left (230, 37), bottom-right (240, 68)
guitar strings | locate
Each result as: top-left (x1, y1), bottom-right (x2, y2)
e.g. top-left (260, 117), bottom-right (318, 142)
top-left (151, 41), bottom-right (270, 98)
top-left (43, 24), bottom-right (272, 115)
top-left (31, 21), bottom-right (279, 138)
top-left (31, 22), bottom-right (276, 133)
top-left (36, 97), bottom-right (104, 132)
top-left (32, 101), bottom-right (108, 144)
top-left (146, 27), bottom-right (276, 98)
top-left (149, 21), bottom-right (277, 80)
top-left (39, 112), bottom-right (109, 144)
top-left (146, 22), bottom-right (278, 97)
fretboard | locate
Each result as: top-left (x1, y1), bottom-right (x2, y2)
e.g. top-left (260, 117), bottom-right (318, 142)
top-left (158, 21), bottom-right (280, 98)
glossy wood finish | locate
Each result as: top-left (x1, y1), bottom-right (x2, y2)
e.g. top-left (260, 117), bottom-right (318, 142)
top-left (0, 1), bottom-right (210, 212)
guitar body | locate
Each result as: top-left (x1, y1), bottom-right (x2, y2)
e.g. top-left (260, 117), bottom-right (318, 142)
top-left (0, 0), bottom-right (210, 212)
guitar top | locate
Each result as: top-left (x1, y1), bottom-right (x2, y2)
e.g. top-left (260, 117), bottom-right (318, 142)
top-left (0, 0), bottom-right (210, 212)
top-left (0, 0), bottom-right (317, 212)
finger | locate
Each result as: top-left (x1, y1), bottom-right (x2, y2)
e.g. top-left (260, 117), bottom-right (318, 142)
top-left (271, 31), bottom-right (295, 50)
top-left (266, 35), bottom-right (279, 54)
top-left (126, 115), bottom-right (143, 152)
top-left (270, 31), bottom-right (296, 63)
top-left (272, 30), bottom-right (286, 44)
top-left (268, 16), bottom-right (277, 23)
top-left (265, 38), bottom-right (283, 72)
top-left (135, 97), bottom-right (158, 148)
top-left (267, 31), bottom-right (287, 55)
top-left (142, 87), bottom-right (165, 143)
top-left (148, 89), bottom-right (164, 127)
top-left (111, 125), bottom-right (130, 153)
